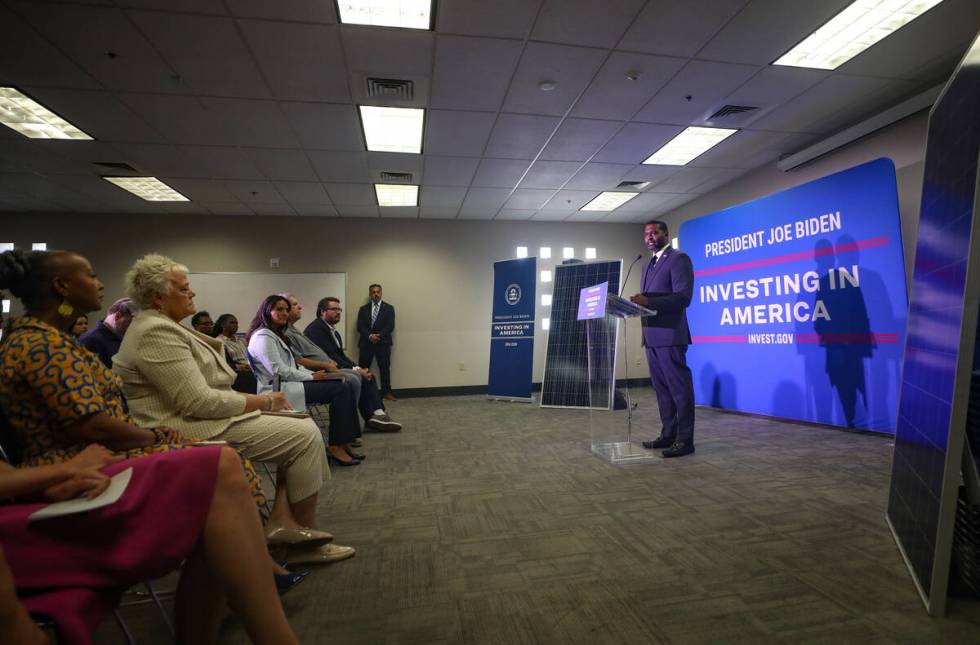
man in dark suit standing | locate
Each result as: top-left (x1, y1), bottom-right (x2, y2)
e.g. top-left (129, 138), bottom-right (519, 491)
top-left (630, 220), bottom-right (696, 458)
top-left (357, 283), bottom-right (396, 400)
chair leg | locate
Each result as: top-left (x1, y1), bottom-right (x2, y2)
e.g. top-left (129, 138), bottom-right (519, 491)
top-left (113, 609), bottom-right (136, 645)
top-left (143, 581), bottom-right (175, 636)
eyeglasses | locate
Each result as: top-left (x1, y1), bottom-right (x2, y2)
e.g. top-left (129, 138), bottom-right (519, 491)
top-left (327, 307), bottom-right (343, 311)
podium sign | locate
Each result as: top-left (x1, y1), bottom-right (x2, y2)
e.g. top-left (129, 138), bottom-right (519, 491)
top-left (577, 282), bottom-right (608, 320)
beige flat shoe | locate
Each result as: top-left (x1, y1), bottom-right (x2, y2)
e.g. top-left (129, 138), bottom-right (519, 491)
top-left (287, 543), bottom-right (356, 565)
top-left (265, 526), bottom-right (334, 547)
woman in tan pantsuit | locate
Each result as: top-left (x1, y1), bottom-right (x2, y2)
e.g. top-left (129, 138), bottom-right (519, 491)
top-left (114, 254), bottom-right (354, 565)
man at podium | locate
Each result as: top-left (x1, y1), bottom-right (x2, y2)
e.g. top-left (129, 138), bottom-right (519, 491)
top-left (630, 220), bottom-right (696, 458)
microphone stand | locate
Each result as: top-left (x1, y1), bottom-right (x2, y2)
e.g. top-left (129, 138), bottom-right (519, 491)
top-left (620, 254), bottom-right (643, 450)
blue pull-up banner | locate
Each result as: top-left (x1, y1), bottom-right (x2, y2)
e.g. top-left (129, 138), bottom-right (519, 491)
top-left (488, 257), bottom-right (536, 401)
top-left (679, 158), bottom-right (908, 432)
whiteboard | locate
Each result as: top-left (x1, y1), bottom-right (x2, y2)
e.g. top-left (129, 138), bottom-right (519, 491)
top-left (187, 272), bottom-right (347, 338)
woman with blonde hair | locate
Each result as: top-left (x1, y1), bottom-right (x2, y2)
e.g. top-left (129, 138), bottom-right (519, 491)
top-left (114, 254), bottom-right (354, 565)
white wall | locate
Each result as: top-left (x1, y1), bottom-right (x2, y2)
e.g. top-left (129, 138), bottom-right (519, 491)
top-left (0, 214), bottom-right (652, 389)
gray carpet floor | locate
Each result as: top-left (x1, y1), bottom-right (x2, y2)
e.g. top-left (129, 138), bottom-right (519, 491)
top-left (97, 392), bottom-right (980, 644)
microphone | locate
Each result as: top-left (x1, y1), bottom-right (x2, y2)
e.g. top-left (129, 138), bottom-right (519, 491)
top-left (620, 254), bottom-right (643, 297)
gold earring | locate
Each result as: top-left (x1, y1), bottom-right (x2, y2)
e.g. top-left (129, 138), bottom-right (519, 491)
top-left (57, 300), bottom-right (74, 318)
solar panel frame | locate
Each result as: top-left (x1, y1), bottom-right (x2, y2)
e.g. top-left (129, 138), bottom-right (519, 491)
top-left (886, 34), bottom-right (980, 617)
top-left (540, 260), bottom-right (622, 409)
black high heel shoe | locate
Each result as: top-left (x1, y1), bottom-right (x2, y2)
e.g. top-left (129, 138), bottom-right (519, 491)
top-left (273, 569), bottom-right (310, 594)
top-left (345, 450), bottom-right (365, 461)
top-left (327, 452), bottom-right (360, 466)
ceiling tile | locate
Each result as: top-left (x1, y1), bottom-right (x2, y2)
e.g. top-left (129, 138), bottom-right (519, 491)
top-left (379, 206), bottom-right (419, 219)
top-left (273, 181), bottom-right (328, 203)
top-left (618, 165), bottom-right (680, 183)
top-left (367, 153), bottom-right (423, 177)
top-left (118, 0), bottom-right (226, 13)
top-left (280, 103), bottom-right (363, 151)
top-left (240, 148), bottom-right (317, 181)
top-left (689, 168), bottom-right (748, 194)
top-left (698, 0), bottom-right (852, 66)
top-left (715, 66), bottom-right (829, 125)
top-left (457, 209), bottom-right (498, 220)
top-left (431, 36), bottom-right (523, 111)
top-left (181, 146), bottom-right (263, 180)
top-left (519, 161), bottom-right (582, 189)
top-left (201, 202), bottom-right (254, 216)
top-left (593, 123), bottom-right (682, 164)
top-left (290, 203), bottom-right (338, 216)
top-left (239, 21), bottom-right (349, 102)
top-left (248, 203), bottom-right (295, 216)
top-left (633, 60), bottom-right (761, 125)
top-left (572, 52), bottom-right (687, 121)
top-left (485, 114), bottom-right (560, 159)
top-left (226, 0), bottom-right (336, 23)
top-left (13, 2), bottom-right (178, 93)
top-left (324, 183), bottom-right (375, 205)
top-left (687, 130), bottom-right (813, 169)
top-left (504, 189), bottom-right (554, 210)
top-left (461, 187), bottom-right (512, 210)
top-left (424, 110), bottom-right (497, 157)
top-left (539, 119), bottom-right (622, 162)
top-left (619, 0), bottom-right (749, 58)
top-left (601, 210), bottom-right (646, 223)
top-left (199, 97), bottom-right (300, 148)
top-left (530, 211), bottom-right (570, 221)
top-left (420, 207), bottom-right (461, 219)
top-left (615, 192), bottom-right (688, 211)
top-left (0, 139), bottom-right (93, 175)
top-left (436, 0), bottom-right (540, 38)
top-left (118, 93), bottom-right (229, 145)
top-left (308, 151), bottom-right (370, 182)
top-left (423, 156), bottom-right (480, 186)
top-left (495, 209), bottom-right (536, 220)
top-left (342, 27), bottom-right (434, 77)
top-left (420, 186), bottom-right (467, 209)
top-left (127, 11), bottom-right (270, 97)
top-left (565, 210), bottom-right (607, 222)
top-left (110, 143), bottom-right (197, 177)
top-left (541, 190), bottom-right (598, 210)
top-left (471, 159), bottom-right (531, 188)
top-left (338, 205), bottom-right (379, 218)
top-left (502, 42), bottom-right (606, 116)
top-left (22, 89), bottom-right (164, 143)
top-left (219, 180), bottom-right (287, 204)
top-left (162, 178), bottom-right (237, 201)
top-left (647, 167), bottom-right (729, 193)
top-left (564, 162), bottom-right (633, 190)
top-left (531, 0), bottom-right (647, 49)
top-left (0, 5), bottom-right (101, 89)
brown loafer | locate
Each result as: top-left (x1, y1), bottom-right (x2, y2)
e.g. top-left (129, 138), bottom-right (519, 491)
top-left (287, 543), bottom-right (356, 565)
top-left (265, 526), bottom-right (334, 547)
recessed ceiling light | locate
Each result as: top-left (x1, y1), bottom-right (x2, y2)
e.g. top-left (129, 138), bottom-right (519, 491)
top-left (541, 294), bottom-right (552, 306)
top-left (337, 0), bottom-right (432, 29)
top-left (774, 0), bottom-right (945, 70)
top-left (562, 247), bottom-right (574, 259)
top-left (31, 243), bottom-right (47, 251)
top-left (539, 247), bottom-right (552, 259)
top-left (359, 106), bottom-right (424, 154)
top-left (516, 246), bottom-right (528, 258)
top-left (0, 87), bottom-right (93, 140)
top-left (375, 184), bottom-right (418, 207)
top-left (642, 127), bottom-right (737, 166)
top-left (581, 192), bottom-right (639, 211)
top-left (538, 80), bottom-right (558, 92)
top-left (585, 247), bottom-right (597, 259)
top-left (104, 177), bottom-right (189, 201)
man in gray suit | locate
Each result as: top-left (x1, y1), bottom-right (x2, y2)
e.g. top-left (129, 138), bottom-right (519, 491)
top-left (630, 220), bottom-right (696, 458)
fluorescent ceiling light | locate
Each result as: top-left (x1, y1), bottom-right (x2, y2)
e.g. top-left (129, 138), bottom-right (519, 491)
top-left (585, 247), bottom-right (597, 259)
top-left (541, 294), bottom-right (552, 307)
top-left (516, 246), bottom-right (528, 258)
top-left (562, 247), bottom-right (574, 259)
top-left (0, 87), bottom-right (93, 140)
top-left (0, 243), bottom-right (13, 252)
top-left (643, 127), bottom-right (737, 166)
top-left (31, 243), bottom-right (47, 251)
top-left (581, 192), bottom-right (639, 211)
top-left (337, 0), bottom-right (432, 29)
top-left (2, 299), bottom-right (9, 313)
top-left (375, 183), bottom-right (418, 207)
top-left (539, 247), bottom-right (551, 259)
top-left (774, 0), bottom-right (945, 70)
top-left (104, 177), bottom-right (189, 201)
top-left (359, 106), bottom-right (424, 153)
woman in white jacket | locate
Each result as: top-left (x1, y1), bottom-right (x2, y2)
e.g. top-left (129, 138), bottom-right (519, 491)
top-left (247, 295), bottom-right (363, 466)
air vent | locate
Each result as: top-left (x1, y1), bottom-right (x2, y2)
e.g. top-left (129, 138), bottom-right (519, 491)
top-left (380, 171), bottom-right (413, 183)
top-left (93, 161), bottom-right (138, 172)
top-left (615, 181), bottom-right (650, 190)
top-left (708, 104), bottom-right (758, 120)
top-left (366, 77), bottom-right (414, 100)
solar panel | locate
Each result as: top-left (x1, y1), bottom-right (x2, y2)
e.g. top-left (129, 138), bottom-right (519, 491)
top-left (887, 36), bottom-right (980, 616)
top-left (541, 260), bottom-right (621, 408)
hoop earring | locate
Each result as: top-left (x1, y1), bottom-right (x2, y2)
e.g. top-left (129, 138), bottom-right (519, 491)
top-left (57, 300), bottom-right (74, 318)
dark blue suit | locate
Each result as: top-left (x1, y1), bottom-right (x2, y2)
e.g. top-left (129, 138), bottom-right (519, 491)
top-left (640, 247), bottom-right (695, 445)
top-left (357, 300), bottom-right (395, 394)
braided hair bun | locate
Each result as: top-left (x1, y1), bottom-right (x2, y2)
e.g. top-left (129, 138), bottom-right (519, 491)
top-left (0, 249), bottom-right (56, 310)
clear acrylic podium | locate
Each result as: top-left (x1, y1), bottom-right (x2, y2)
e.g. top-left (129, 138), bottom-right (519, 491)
top-left (587, 294), bottom-right (658, 464)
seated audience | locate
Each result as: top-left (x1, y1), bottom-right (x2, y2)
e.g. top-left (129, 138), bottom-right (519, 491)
top-left (299, 295), bottom-right (401, 432)
top-left (78, 296), bottom-right (137, 368)
top-left (247, 295), bottom-right (363, 466)
top-left (70, 313), bottom-right (88, 337)
top-left (113, 254), bottom-right (353, 564)
top-left (213, 313), bottom-right (250, 371)
top-left (0, 443), bottom-right (299, 644)
top-left (191, 310), bottom-right (214, 335)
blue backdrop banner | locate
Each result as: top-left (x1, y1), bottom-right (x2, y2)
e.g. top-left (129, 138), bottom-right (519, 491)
top-left (488, 257), bottom-right (537, 400)
top-left (678, 158), bottom-right (908, 432)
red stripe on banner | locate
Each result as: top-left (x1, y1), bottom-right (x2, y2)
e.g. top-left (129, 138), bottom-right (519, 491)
top-left (795, 333), bottom-right (898, 344)
top-left (692, 335), bottom-right (748, 343)
top-left (694, 236), bottom-right (889, 278)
